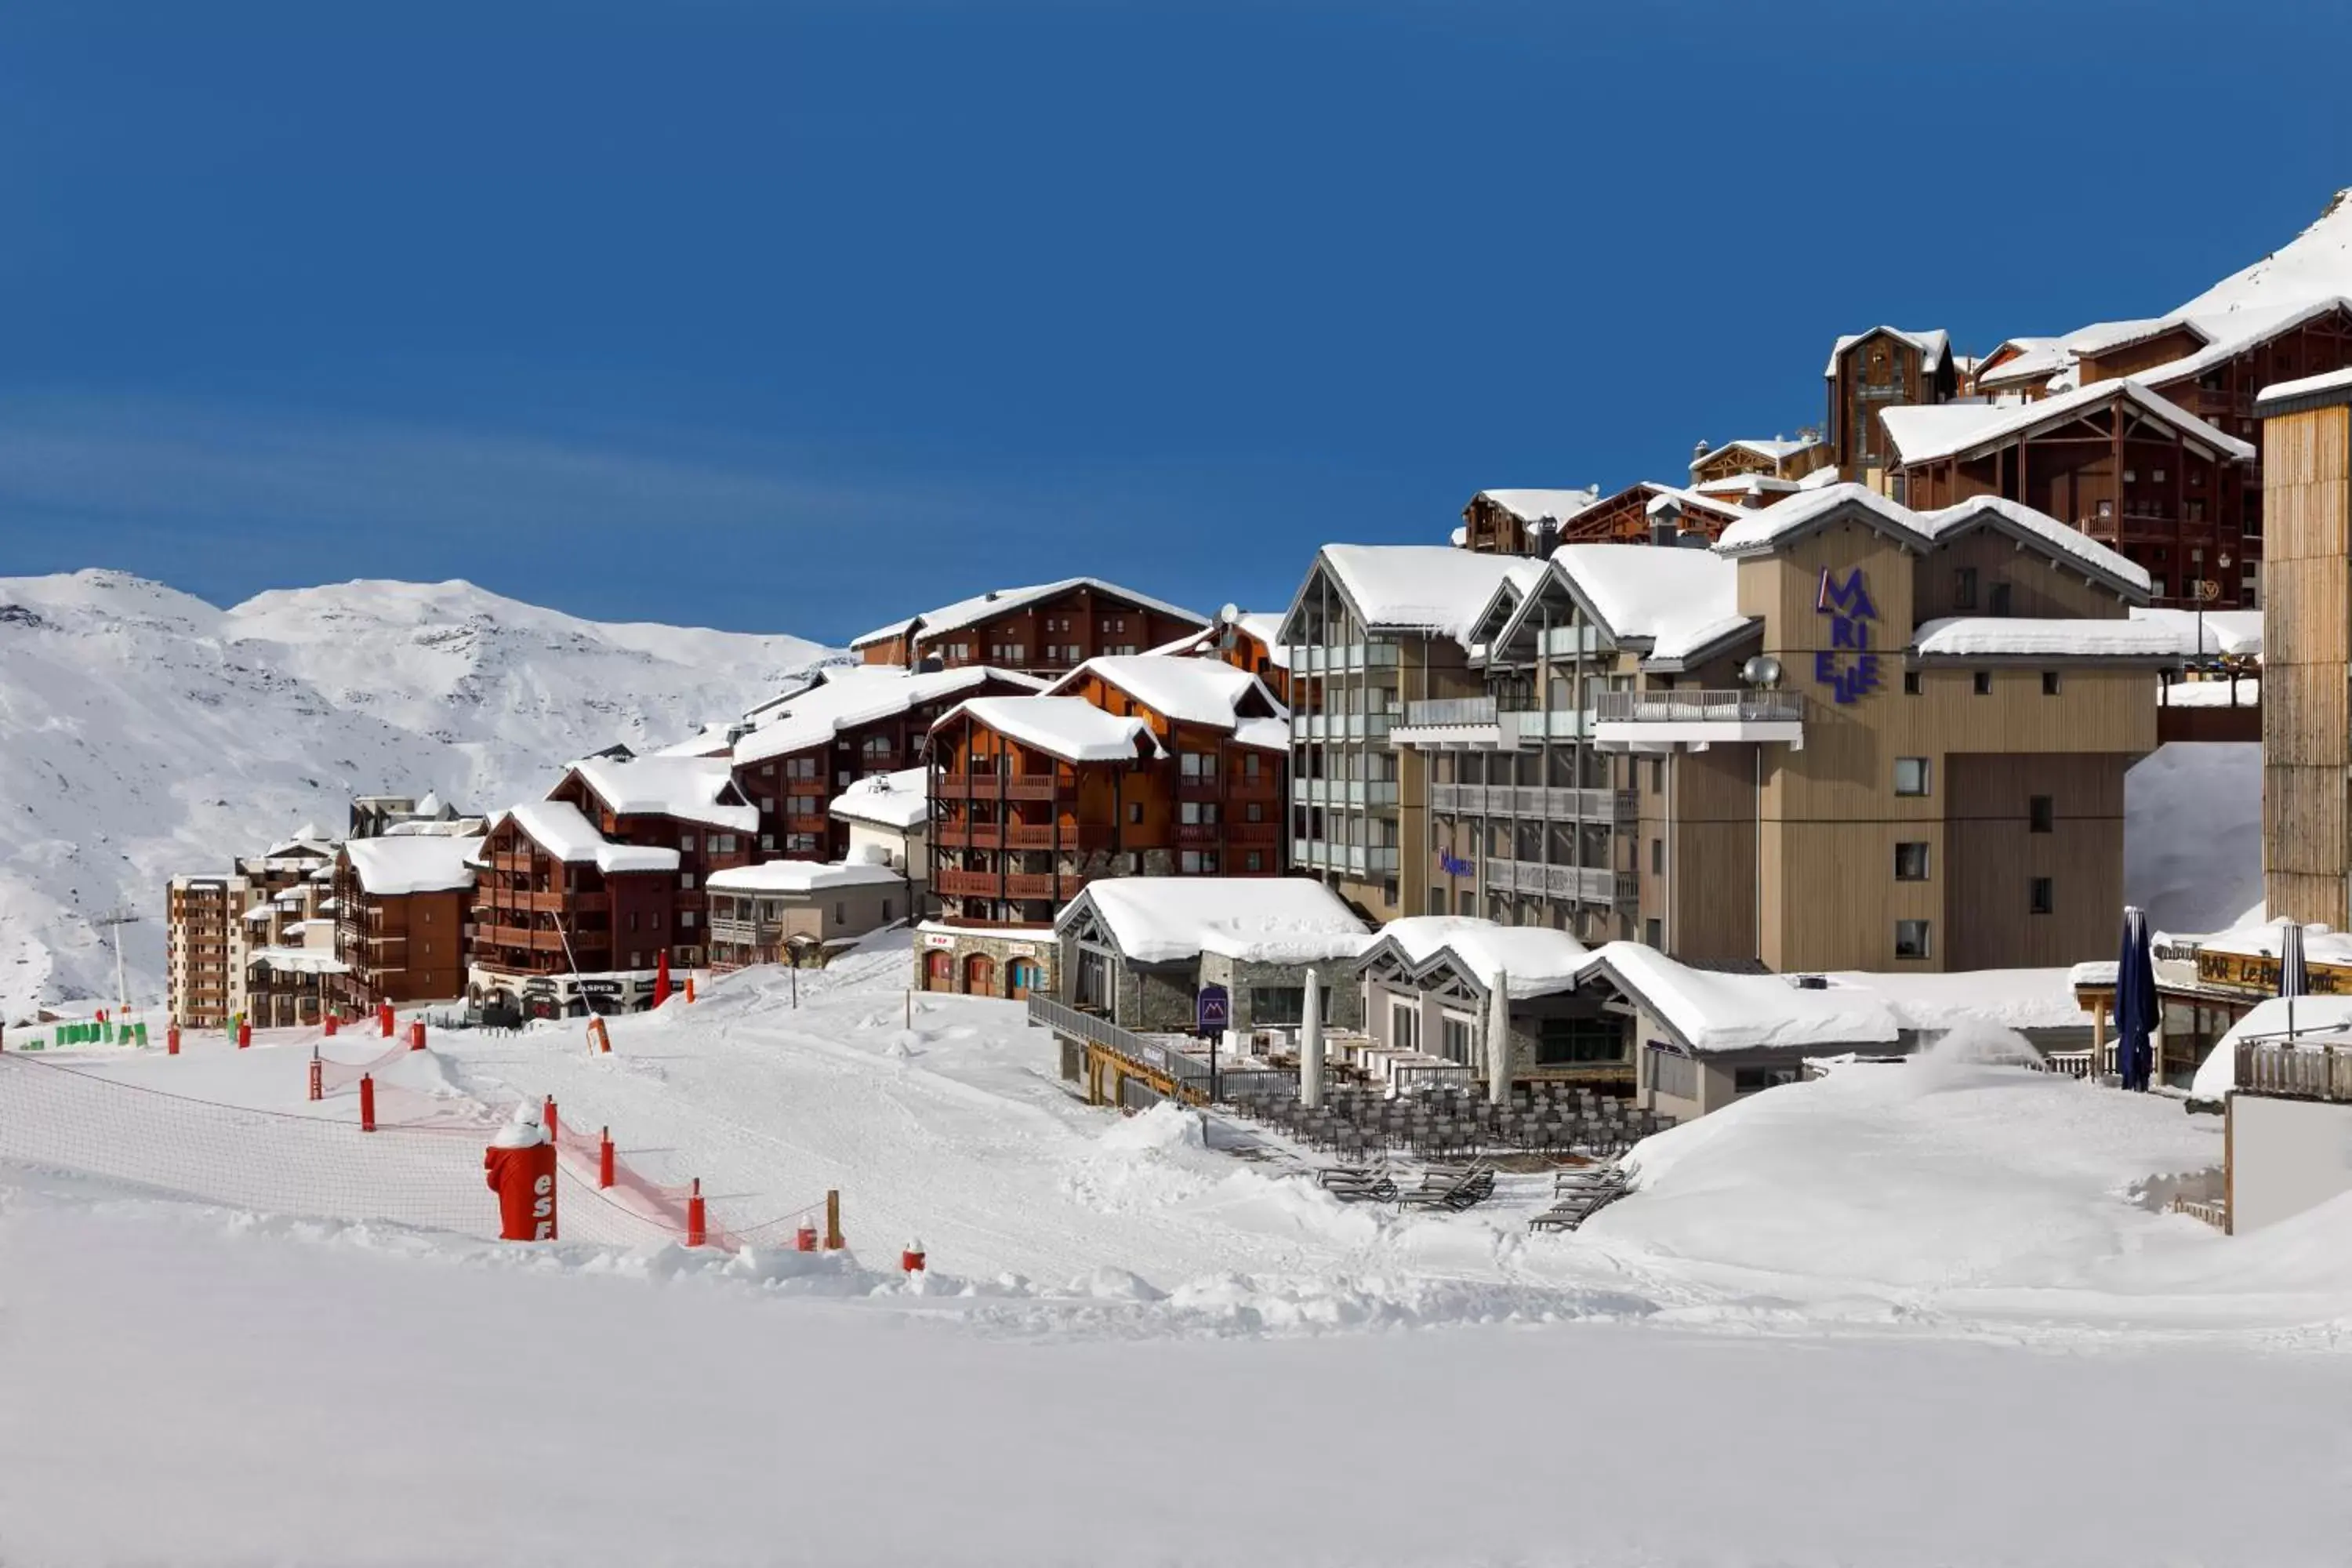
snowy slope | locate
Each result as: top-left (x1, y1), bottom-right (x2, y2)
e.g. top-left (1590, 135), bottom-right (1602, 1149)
top-left (2125, 742), bottom-right (2262, 933)
top-left (2176, 187), bottom-right (2352, 318)
top-left (0, 570), bottom-right (834, 1018)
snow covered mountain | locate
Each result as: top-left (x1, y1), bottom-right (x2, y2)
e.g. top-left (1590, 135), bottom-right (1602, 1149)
top-left (2176, 187), bottom-right (2352, 318)
top-left (0, 570), bottom-right (836, 1018)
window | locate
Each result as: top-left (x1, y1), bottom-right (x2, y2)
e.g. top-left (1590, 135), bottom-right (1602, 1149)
top-left (679, 873), bottom-right (695, 891)
top-left (1242, 752), bottom-right (1261, 779)
top-left (1644, 917), bottom-right (1663, 949)
top-left (1180, 801), bottom-right (1220, 826)
top-left (1903, 670), bottom-right (1921, 695)
top-left (1245, 851), bottom-right (1262, 872)
top-left (1973, 671), bottom-right (1992, 696)
top-left (1894, 757), bottom-right (1931, 796)
top-left (833, 902), bottom-right (847, 925)
top-left (1440, 1014), bottom-right (1477, 1064)
top-left (1245, 801), bottom-right (1264, 823)
top-left (1650, 837), bottom-right (1664, 875)
top-left (1650, 758), bottom-right (1664, 794)
top-left (681, 911), bottom-right (695, 928)
top-left (760, 834), bottom-right (775, 851)
top-left (1180, 851), bottom-right (1219, 873)
top-left (2031, 877), bottom-right (2054, 915)
top-left (1537, 1017), bottom-right (1624, 1065)
top-left (2029, 795), bottom-right (2054, 833)
top-left (1733, 1065), bottom-right (1802, 1094)
top-left (1895, 920), bottom-right (1932, 960)
top-left (862, 735), bottom-right (892, 759)
top-left (2042, 670), bottom-right (2061, 696)
top-left (2153, 576), bottom-right (2170, 600)
top-left (1127, 802), bottom-right (1143, 824)
top-left (1988, 583), bottom-right (2013, 616)
top-left (1648, 1042), bottom-right (1697, 1100)
top-left (1894, 842), bottom-right (1930, 881)
top-left (1390, 1001), bottom-right (1421, 1053)
top-left (1954, 567), bottom-right (1977, 610)
top-left (628, 912), bottom-right (640, 932)
top-left (1179, 751), bottom-right (1218, 781)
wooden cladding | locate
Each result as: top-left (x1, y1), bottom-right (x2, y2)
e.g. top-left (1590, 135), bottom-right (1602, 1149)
top-left (2263, 405), bottom-right (2352, 929)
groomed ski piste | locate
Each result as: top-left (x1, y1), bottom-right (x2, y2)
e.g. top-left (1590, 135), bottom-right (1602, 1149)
top-left (8, 932), bottom-right (2352, 1565)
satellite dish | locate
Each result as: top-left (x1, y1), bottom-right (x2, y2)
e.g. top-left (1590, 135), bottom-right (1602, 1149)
top-left (1218, 603), bottom-right (1240, 625)
top-left (1740, 655), bottom-right (1784, 690)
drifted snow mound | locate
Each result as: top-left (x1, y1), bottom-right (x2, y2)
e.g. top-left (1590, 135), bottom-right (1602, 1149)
top-left (0, 571), bottom-right (833, 1020)
top-left (1599, 1061), bottom-right (2224, 1290)
top-left (1918, 1021), bottom-right (2045, 1074)
top-left (1097, 1102), bottom-right (1209, 1156)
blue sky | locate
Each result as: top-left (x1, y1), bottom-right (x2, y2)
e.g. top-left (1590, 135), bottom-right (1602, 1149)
top-left (3, 1), bottom-right (2349, 643)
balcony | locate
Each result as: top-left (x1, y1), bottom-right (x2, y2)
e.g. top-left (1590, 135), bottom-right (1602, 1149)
top-left (1298, 712), bottom-right (1396, 742)
top-left (1289, 777), bottom-right (1401, 810)
top-left (1392, 698), bottom-right (1593, 751)
top-left (1290, 838), bottom-right (1400, 877)
top-left (1293, 642), bottom-right (1401, 675)
top-left (1429, 783), bottom-right (1639, 822)
top-left (1483, 858), bottom-right (1635, 906)
top-left (935, 773), bottom-right (1061, 801)
top-left (1592, 689), bottom-right (1805, 750)
top-left (935, 819), bottom-right (1106, 852)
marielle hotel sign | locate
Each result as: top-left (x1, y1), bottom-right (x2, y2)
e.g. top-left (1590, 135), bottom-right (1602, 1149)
top-left (1814, 568), bottom-right (1881, 704)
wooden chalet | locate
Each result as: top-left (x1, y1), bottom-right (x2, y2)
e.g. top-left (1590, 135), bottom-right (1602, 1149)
top-left (847, 577), bottom-right (1207, 679)
top-left (924, 658), bottom-right (1287, 951)
top-left (332, 834), bottom-right (482, 1008)
top-left (1883, 379), bottom-right (2257, 608)
top-left (1541, 482), bottom-right (1746, 546)
top-left (1152, 608), bottom-right (1293, 702)
top-left (1686, 436), bottom-right (1830, 488)
top-left (730, 666), bottom-right (1042, 862)
top-left (469, 757), bottom-right (757, 1018)
top-left (1824, 326), bottom-right (1958, 481)
top-left (1456, 488), bottom-right (1602, 555)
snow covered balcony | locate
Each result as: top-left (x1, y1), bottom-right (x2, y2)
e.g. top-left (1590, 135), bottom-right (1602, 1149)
top-left (1592, 689), bottom-right (1805, 751)
top-left (1429, 783), bottom-right (1638, 823)
top-left (1389, 695), bottom-right (1592, 750)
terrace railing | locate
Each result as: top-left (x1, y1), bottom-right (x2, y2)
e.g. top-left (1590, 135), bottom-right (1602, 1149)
top-left (1595, 689), bottom-right (1805, 724)
top-left (2235, 1040), bottom-right (2352, 1103)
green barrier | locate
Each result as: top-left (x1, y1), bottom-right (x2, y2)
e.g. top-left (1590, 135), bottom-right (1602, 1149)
top-left (135, 1022), bottom-right (150, 1047)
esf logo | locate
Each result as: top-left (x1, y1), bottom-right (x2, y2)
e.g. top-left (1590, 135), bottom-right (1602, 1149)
top-left (1814, 568), bottom-right (1880, 705)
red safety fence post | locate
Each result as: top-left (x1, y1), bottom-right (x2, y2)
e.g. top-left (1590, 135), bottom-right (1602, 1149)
top-left (795, 1221), bottom-right (817, 1253)
top-left (358, 1073), bottom-right (376, 1133)
top-left (597, 1127), bottom-right (615, 1189)
top-left (237, 1019), bottom-right (251, 1050)
top-left (902, 1237), bottom-right (926, 1274)
top-left (166, 1023), bottom-right (180, 1055)
top-left (685, 976), bottom-right (696, 1005)
top-left (378, 1001), bottom-right (393, 1039)
top-left (542, 1096), bottom-right (559, 1146)
top-left (408, 1019), bottom-right (426, 1051)
top-left (307, 1047), bottom-right (323, 1102)
top-left (685, 1178), bottom-right (706, 1248)
top-left (324, 1011), bottom-right (338, 1037)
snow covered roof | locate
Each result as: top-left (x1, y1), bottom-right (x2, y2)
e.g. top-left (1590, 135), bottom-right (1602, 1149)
top-left (848, 578), bottom-right (1207, 650)
top-left (1360, 916), bottom-right (1589, 1000)
top-left (1693, 474), bottom-right (1802, 498)
top-left (828, 767), bottom-right (930, 830)
top-left (706, 860), bottom-right (905, 896)
top-left (1577, 943), bottom-right (1902, 1054)
top-left (1817, 969), bottom-right (2092, 1035)
top-left (1795, 464), bottom-right (1843, 492)
top-left (935, 696), bottom-right (1157, 764)
top-left (241, 903), bottom-right (274, 923)
top-left (1047, 655), bottom-right (1284, 734)
top-left (1475, 488), bottom-right (1603, 524)
top-left (1061, 877), bottom-right (1373, 966)
top-left (1688, 437), bottom-right (1818, 474)
top-left (343, 835), bottom-right (485, 896)
top-left (1549, 543), bottom-right (1738, 650)
top-left (2128, 298), bottom-right (2352, 390)
top-left (2190, 916), bottom-right (2352, 970)
top-left (264, 830), bottom-right (334, 858)
top-left (1911, 617), bottom-right (2183, 660)
top-left (1293, 545), bottom-right (1534, 644)
top-left (1715, 484), bottom-right (2154, 597)
top-left (246, 947), bottom-right (350, 976)
top-left (2255, 362), bottom-right (2352, 415)
top-left (565, 755), bottom-right (757, 833)
top-left (1824, 327), bottom-right (1950, 377)
top-left (1973, 337), bottom-right (2069, 390)
top-left (733, 666), bottom-right (1044, 767)
top-left (2129, 608), bottom-right (2260, 662)
top-left (501, 801), bottom-right (682, 874)
top-left (414, 790), bottom-right (443, 816)
top-left (1231, 716), bottom-right (1291, 753)
top-left (1877, 379), bottom-right (2255, 466)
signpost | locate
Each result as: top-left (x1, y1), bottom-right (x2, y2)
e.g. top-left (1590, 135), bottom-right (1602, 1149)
top-left (1196, 985), bottom-right (1230, 1104)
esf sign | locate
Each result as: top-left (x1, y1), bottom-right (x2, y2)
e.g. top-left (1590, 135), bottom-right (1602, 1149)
top-left (1813, 568), bottom-right (1882, 705)
top-left (1436, 850), bottom-right (1474, 878)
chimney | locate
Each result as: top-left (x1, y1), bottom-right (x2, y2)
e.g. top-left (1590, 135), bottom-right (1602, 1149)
top-left (1693, 438), bottom-right (1710, 462)
top-left (1648, 496), bottom-right (1683, 546)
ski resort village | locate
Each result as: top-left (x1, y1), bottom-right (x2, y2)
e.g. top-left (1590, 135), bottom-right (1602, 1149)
top-left (20, 125), bottom-right (2352, 1565)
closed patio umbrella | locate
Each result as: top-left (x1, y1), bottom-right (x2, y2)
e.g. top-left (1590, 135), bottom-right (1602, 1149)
top-left (2278, 919), bottom-right (2309, 1040)
top-left (1486, 967), bottom-right (1512, 1106)
top-left (1299, 966), bottom-right (1325, 1110)
top-left (2115, 906), bottom-right (2158, 1092)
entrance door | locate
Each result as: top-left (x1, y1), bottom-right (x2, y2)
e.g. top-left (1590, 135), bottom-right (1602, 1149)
top-left (1007, 959), bottom-right (1040, 1000)
top-left (962, 953), bottom-right (994, 995)
top-left (924, 950), bottom-right (953, 991)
